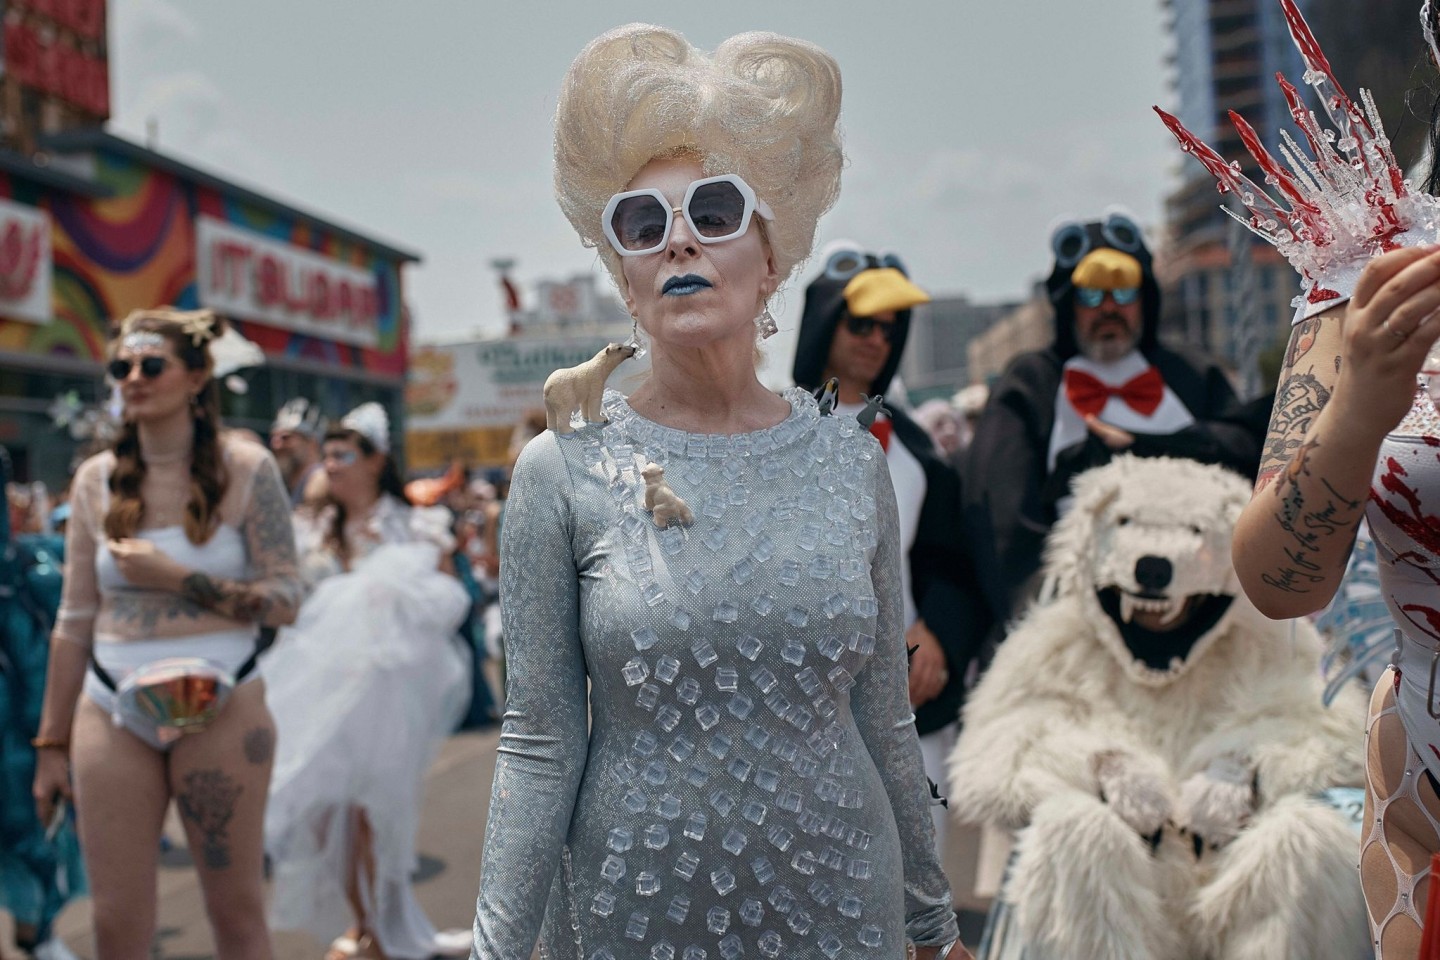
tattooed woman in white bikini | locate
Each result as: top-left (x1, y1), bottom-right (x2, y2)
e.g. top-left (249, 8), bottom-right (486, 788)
top-left (31, 309), bottom-right (303, 960)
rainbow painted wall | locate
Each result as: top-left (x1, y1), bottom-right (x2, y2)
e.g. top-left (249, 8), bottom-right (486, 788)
top-left (0, 147), bottom-right (407, 379)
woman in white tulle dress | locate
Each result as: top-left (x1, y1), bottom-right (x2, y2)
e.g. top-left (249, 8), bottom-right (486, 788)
top-left (262, 403), bottom-right (472, 960)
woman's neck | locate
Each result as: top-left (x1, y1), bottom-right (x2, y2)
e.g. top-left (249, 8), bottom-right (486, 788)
top-left (337, 488), bottom-right (382, 518)
top-left (628, 337), bottom-right (788, 434)
top-left (136, 409), bottom-right (195, 463)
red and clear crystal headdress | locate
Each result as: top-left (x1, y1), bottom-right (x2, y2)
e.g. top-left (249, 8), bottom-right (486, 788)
top-left (1155, 0), bottom-right (1440, 318)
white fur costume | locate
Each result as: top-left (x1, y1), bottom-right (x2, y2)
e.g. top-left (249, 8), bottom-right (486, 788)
top-left (950, 456), bottom-right (1368, 960)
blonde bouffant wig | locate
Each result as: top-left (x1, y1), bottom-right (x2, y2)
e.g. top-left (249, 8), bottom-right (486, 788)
top-left (554, 24), bottom-right (844, 294)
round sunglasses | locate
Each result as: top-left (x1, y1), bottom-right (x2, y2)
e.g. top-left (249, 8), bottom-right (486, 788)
top-left (602, 174), bottom-right (774, 257)
top-left (107, 355), bottom-right (170, 381)
top-left (1074, 286), bottom-right (1140, 308)
top-left (1050, 212), bottom-right (1145, 270)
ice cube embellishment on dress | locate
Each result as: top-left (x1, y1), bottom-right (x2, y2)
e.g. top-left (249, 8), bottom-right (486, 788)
top-left (608, 827), bottom-right (634, 852)
top-left (592, 891), bottom-right (617, 917)
top-left (676, 678), bottom-right (702, 705)
top-left (674, 852), bottom-right (700, 881)
top-left (655, 655), bottom-right (681, 684)
top-left (623, 658), bottom-right (650, 686)
top-left (668, 894), bottom-right (691, 923)
top-left (711, 867), bottom-right (738, 896)
top-left (602, 854), bottom-right (627, 882)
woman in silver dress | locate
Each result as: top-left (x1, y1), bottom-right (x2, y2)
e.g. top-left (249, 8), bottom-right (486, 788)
top-left (470, 23), bottom-right (967, 960)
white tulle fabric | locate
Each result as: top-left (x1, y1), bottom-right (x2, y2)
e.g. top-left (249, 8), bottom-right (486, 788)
top-left (262, 495), bottom-right (471, 958)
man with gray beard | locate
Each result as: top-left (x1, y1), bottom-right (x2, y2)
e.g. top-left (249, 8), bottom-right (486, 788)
top-left (963, 213), bottom-right (1262, 641)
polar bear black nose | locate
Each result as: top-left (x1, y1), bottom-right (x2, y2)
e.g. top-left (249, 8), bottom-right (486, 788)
top-left (1134, 555), bottom-right (1173, 592)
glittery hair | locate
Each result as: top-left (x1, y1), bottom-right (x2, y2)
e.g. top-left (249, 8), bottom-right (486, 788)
top-left (553, 24), bottom-right (844, 293)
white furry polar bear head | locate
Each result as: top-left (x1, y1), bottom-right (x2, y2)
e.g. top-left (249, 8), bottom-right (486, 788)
top-left (1044, 455), bottom-right (1253, 686)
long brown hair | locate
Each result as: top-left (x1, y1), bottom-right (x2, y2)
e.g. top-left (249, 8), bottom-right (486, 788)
top-left (323, 426), bottom-right (409, 564)
top-left (103, 308), bottom-right (228, 545)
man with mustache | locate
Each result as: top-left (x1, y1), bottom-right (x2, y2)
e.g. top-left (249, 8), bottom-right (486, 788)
top-left (964, 214), bottom-right (1263, 645)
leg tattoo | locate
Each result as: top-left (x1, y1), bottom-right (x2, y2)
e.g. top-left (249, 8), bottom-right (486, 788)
top-left (177, 769), bottom-right (244, 869)
top-left (243, 727), bottom-right (275, 765)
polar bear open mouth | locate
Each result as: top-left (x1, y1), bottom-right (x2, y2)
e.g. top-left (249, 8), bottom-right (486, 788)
top-left (1097, 587), bottom-right (1235, 672)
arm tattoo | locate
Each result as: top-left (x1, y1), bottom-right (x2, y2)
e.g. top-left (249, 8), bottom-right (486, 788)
top-left (1260, 435), bottom-right (1365, 593)
top-left (180, 571), bottom-right (271, 622)
top-left (174, 460), bottom-right (301, 626)
top-left (1256, 371), bottom-right (1330, 491)
top-left (1255, 317), bottom-right (1329, 493)
top-left (177, 769), bottom-right (243, 870)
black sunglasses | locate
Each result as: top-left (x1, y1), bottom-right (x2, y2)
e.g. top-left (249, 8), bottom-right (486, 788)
top-left (843, 314), bottom-right (900, 343)
top-left (107, 356), bottom-right (169, 381)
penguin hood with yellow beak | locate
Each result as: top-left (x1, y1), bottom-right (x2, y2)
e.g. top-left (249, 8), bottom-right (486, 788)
top-left (794, 253), bottom-right (931, 394)
top-left (1045, 214), bottom-right (1162, 361)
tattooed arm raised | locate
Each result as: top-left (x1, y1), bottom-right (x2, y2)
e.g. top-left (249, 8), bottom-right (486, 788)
top-left (1232, 246), bottom-right (1440, 619)
top-left (105, 438), bottom-right (303, 628)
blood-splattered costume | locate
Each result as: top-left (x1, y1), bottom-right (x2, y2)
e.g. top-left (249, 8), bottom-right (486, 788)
top-left (1159, 0), bottom-right (1440, 953)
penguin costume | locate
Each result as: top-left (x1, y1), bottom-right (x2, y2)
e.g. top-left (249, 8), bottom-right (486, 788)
top-left (793, 248), bottom-right (990, 770)
top-left (963, 212), bottom-right (1263, 635)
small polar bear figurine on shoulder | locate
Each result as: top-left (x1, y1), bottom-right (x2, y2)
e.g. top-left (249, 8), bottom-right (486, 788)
top-left (543, 342), bottom-right (637, 434)
top-left (949, 455), bottom-right (1368, 960)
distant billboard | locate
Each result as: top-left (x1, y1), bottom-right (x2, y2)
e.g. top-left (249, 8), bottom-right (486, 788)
top-left (406, 334), bottom-right (620, 470)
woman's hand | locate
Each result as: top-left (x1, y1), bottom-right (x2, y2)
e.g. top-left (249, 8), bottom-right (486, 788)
top-left (107, 538), bottom-right (187, 592)
top-left (1331, 245), bottom-right (1440, 441)
top-left (905, 619), bottom-right (948, 707)
top-left (32, 748), bottom-right (72, 826)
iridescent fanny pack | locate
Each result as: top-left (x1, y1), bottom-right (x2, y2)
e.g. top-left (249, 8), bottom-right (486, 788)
top-left (90, 635), bottom-right (269, 744)
top-left (109, 657), bottom-right (236, 743)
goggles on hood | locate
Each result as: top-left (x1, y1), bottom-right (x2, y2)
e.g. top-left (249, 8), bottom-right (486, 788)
top-left (602, 174), bottom-right (774, 257)
top-left (823, 247), bottom-right (908, 283)
top-left (1051, 212), bottom-right (1145, 270)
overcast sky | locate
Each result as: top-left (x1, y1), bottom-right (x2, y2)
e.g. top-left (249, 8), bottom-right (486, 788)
top-left (108, 0), bottom-right (1181, 356)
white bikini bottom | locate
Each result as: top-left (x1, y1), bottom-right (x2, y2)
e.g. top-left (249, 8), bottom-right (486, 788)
top-left (84, 629), bottom-right (259, 751)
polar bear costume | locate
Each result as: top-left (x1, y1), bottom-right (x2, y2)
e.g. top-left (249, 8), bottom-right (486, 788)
top-left (949, 456), bottom-right (1368, 960)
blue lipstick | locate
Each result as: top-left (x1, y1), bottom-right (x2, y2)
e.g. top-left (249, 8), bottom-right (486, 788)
top-left (662, 274), bottom-right (713, 296)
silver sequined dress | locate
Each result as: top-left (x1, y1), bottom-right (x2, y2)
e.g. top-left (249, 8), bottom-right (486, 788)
top-left (472, 388), bottom-right (959, 960)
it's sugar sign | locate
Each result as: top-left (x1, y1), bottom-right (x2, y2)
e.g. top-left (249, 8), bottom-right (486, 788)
top-left (196, 216), bottom-right (381, 347)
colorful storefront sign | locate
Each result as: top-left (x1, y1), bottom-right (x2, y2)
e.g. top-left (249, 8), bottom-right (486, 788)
top-left (0, 197), bottom-right (51, 325)
top-left (196, 215), bottom-right (382, 349)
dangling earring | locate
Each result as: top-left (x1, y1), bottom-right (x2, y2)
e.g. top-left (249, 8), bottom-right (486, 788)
top-left (626, 315), bottom-right (648, 360)
top-left (756, 305), bottom-right (779, 340)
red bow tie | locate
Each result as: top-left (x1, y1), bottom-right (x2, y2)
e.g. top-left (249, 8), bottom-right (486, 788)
top-left (1063, 366), bottom-right (1165, 418)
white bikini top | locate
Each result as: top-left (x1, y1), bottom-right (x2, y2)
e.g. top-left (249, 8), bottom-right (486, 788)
top-left (96, 523), bottom-right (249, 594)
